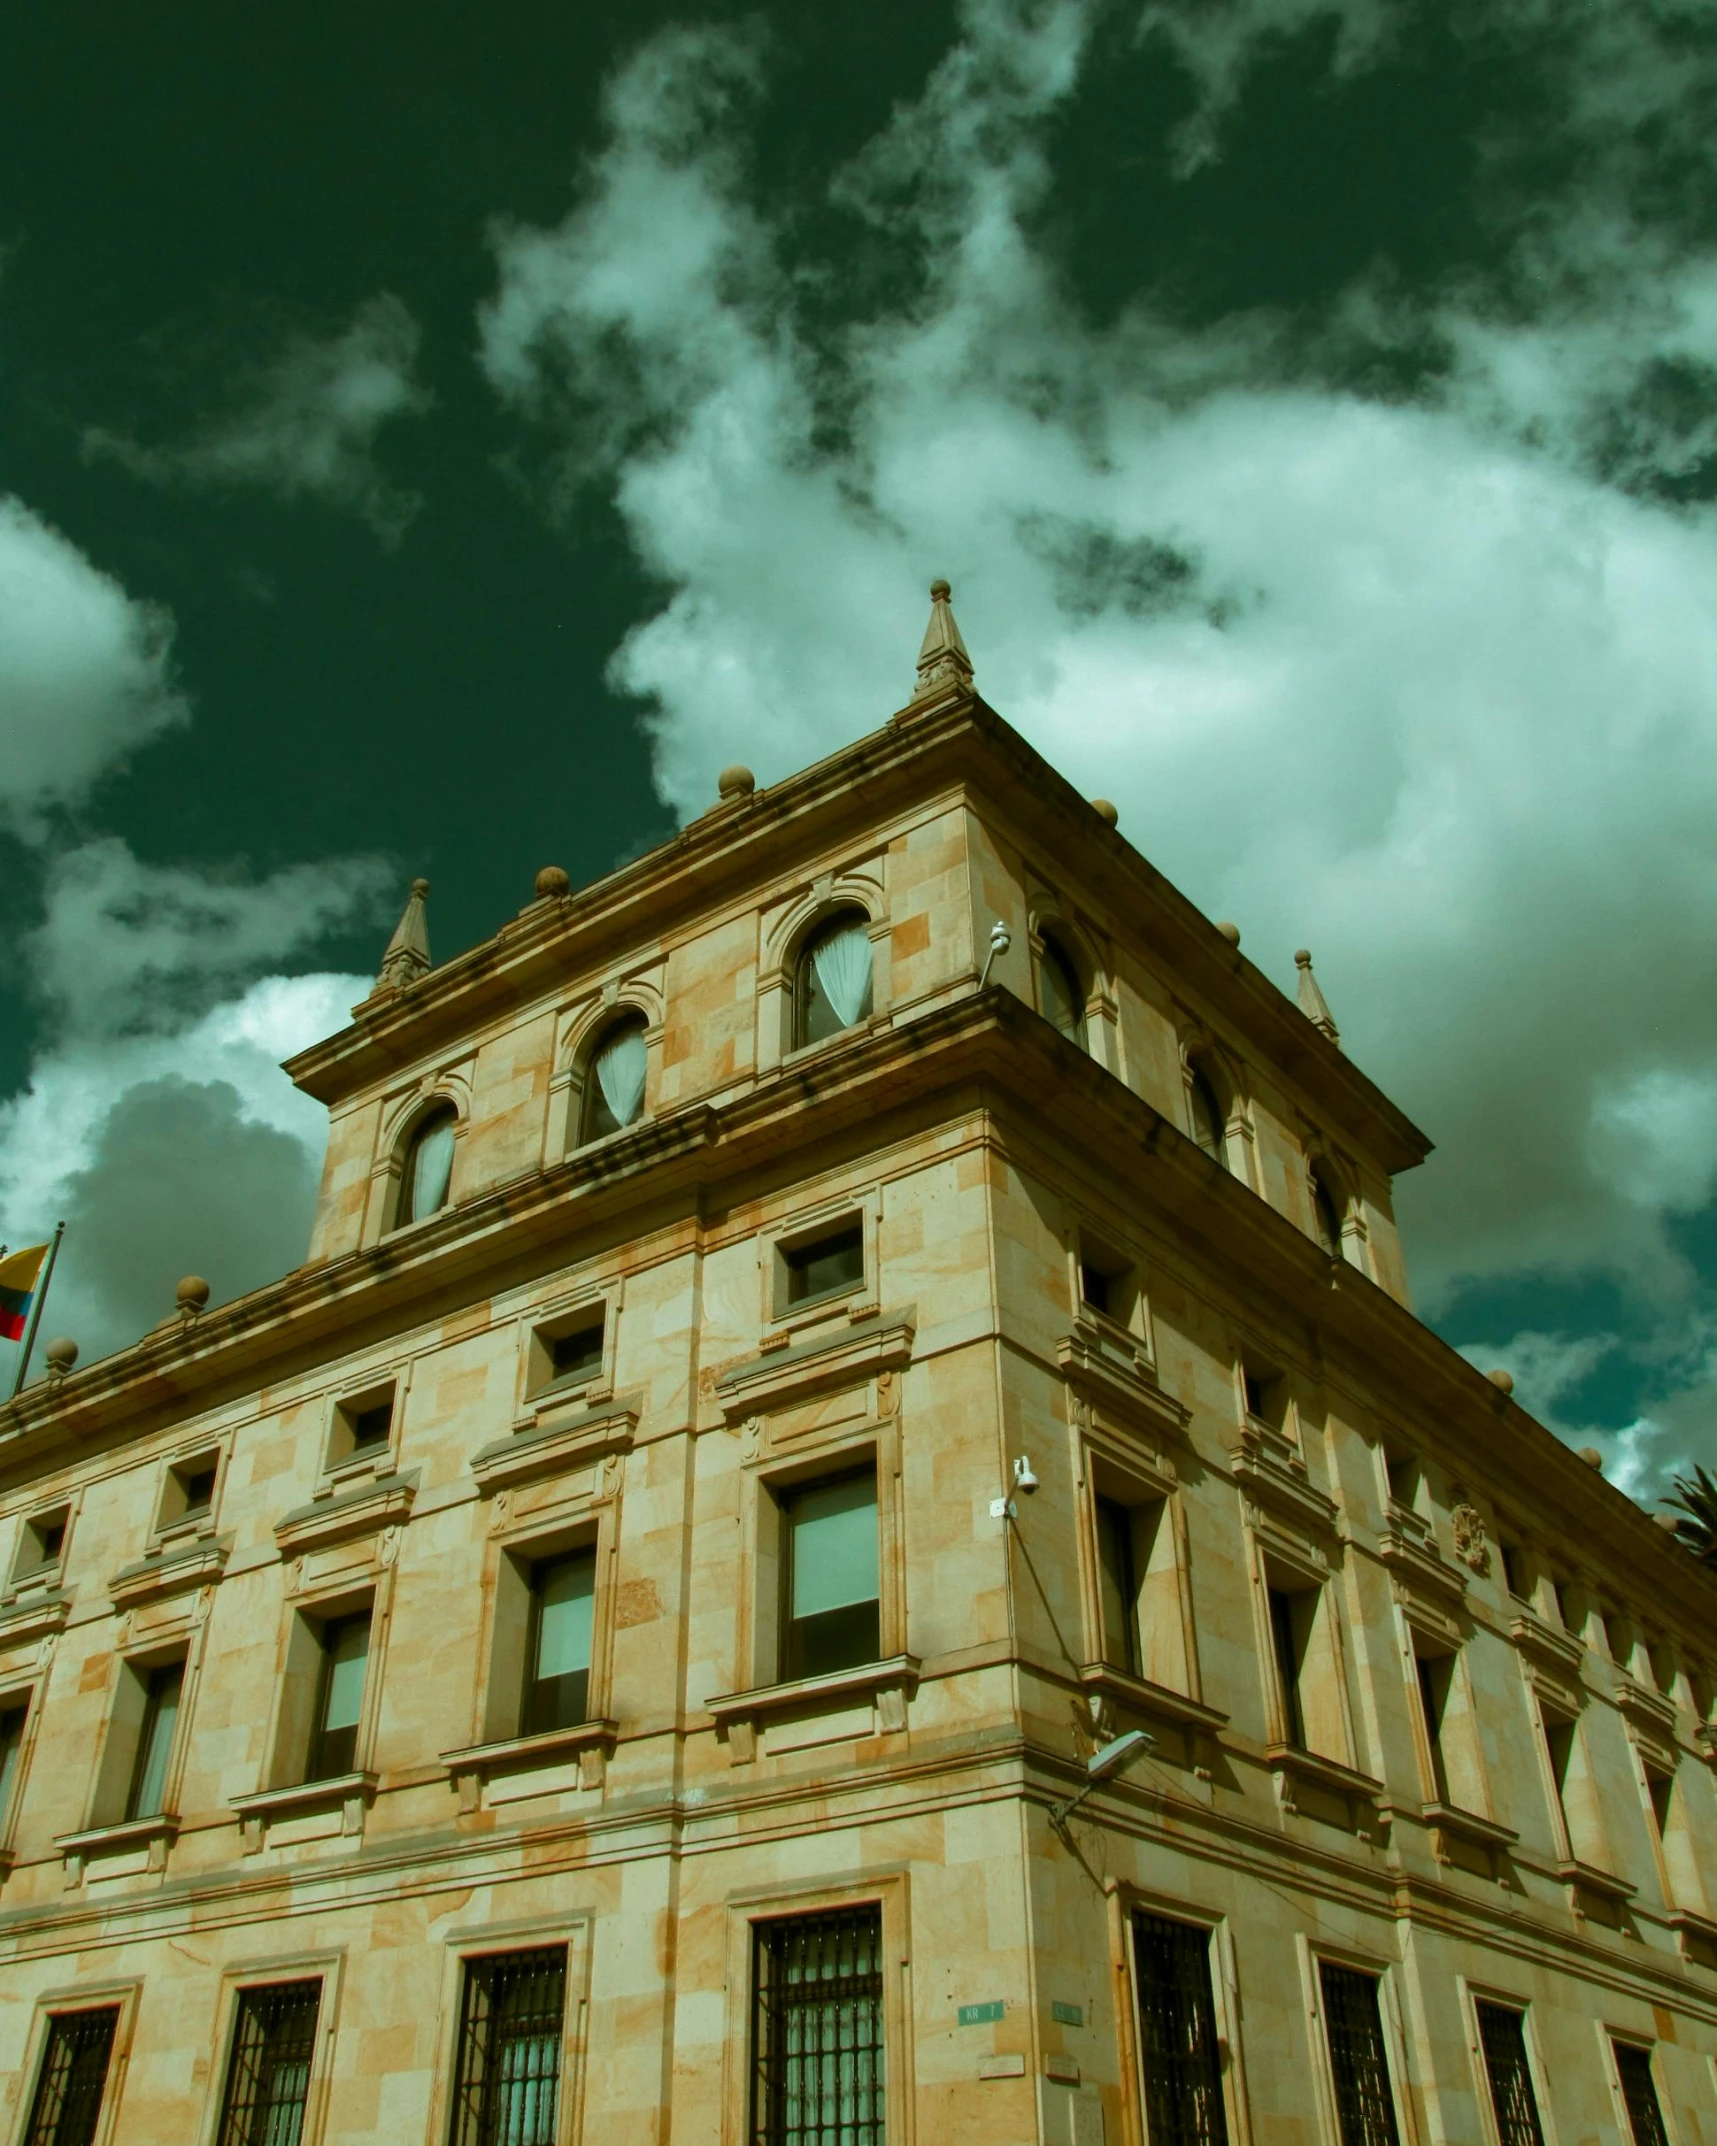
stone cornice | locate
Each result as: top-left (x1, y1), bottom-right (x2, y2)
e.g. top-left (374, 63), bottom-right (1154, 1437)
top-left (2, 989), bottom-right (1709, 1656)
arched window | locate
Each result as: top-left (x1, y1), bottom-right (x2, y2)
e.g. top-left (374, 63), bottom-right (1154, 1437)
top-left (399, 1104), bottom-right (457, 1225)
top-left (1188, 1062), bottom-right (1227, 1166)
top-left (581, 1013), bottom-right (649, 1142)
top-left (1310, 1167), bottom-right (1345, 1258)
top-left (794, 910), bottom-right (874, 1048)
top-left (1037, 932), bottom-right (1086, 1049)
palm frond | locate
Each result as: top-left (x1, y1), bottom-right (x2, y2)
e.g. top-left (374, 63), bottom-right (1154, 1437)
top-left (1665, 1464), bottom-right (1717, 1563)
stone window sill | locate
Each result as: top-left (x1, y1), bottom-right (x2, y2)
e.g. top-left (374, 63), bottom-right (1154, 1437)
top-left (1265, 1742), bottom-right (1383, 1827)
top-left (1557, 1857), bottom-right (1635, 1909)
top-left (441, 1719), bottom-right (618, 1809)
top-left (231, 1771), bottom-right (376, 1853)
top-left (56, 1812), bottom-right (179, 1882)
top-left (1079, 1664), bottom-right (1226, 1736)
top-left (707, 1654), bottom-right (919, 1763)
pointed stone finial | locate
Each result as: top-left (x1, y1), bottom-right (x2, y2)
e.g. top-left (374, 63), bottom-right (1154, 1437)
top-left (913, 578), bottom-right (974, 700)
top-left (376, 879), bottom-right (431, 993)
top-left (1294, 948), bottom-right (1340, 1046)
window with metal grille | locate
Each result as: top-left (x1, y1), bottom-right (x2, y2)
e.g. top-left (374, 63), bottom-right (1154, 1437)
top-left (751, 1906), bottom-right (885, 2146)
top-left (1131, 1912), bottom-right (1228, 2146)
top-left (215, 1981), bottom-right (321, 2146)
top-left (23, 2008), bottom-right (119, 2146)
top-left (1319, 1963), bottom-right (1400, 2146)
top-left (1475, 2004), bottom-right (1544, 2146)
top-left (449, 1946), bottom-right (567, 2146)
top-left (1612, 2041), bottom-right (1670, 2146)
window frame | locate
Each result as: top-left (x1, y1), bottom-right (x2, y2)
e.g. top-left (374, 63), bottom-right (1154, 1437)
top-left (0, 1682), bottom-right (38, 1871)
top-left (1300, 1940), bottom-right (1411, 2146)
top-left (1113, 1890), bottom-right (1249, 2146)
top-left (423, 1915), bottom-right (592, 2146)
top-left (1606, 2034), bottom-right (1674, 2146)
top-left (1075, 1434), bottom-right (1197, 1710)
top-left (322, 1379), bottom-right (401, 1481)
top-left (78, 1636), bottom-right (200, 1847)
top-left (196, 1953), bottom-right (342, 2146)
top-left (791, 905), bottom-right (877, 1053)
top-left (761, 1201), bottom-right (879, 1340)
top-left (394, 1099), bottom-right (461, 1230)
top-left (152, 1445), bottom-right (224, 1543)
top-left (1035, 926), bottom-right (1089, 1049)
top-left (256, 1577), bottom-right (392, 1799)
top-left (1459, 1985), bottom-right (1550, 2146)
top-left (11, 1983), bottom-right (139, 2146)
top-left (304, 1610), bottom-right (373, 1785)
top-left (750, 1904), bottom-right (886, 2146)
top-left (777, 1463), bottom-right (883, 1685)
top-left (9, 1502), bottom-right (72, 1592)
top-left (521, 1284), bottom-right (619, 1413)
top-left (577, 1010), bottom-right (652, 1146)
top-left (520, 1545), bottom-right (599, 1739)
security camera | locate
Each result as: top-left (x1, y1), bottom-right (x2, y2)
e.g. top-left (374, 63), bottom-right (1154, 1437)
top-left (1012, 1455), bottom-right (1039, 1495)
top-left (979, 920), bottom-right (1012, 990)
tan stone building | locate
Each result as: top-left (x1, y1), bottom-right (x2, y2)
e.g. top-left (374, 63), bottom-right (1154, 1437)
top-left (1, 587), bottom-right (1714, 2146)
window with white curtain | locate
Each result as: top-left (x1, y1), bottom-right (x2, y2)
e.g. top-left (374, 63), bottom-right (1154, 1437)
top-left (581, 1014), bottom-right (648, 1142)
top-left (399, 1105), bottom-right (457, 1224)
top-left (795, 911), bottom-right (874, 1047)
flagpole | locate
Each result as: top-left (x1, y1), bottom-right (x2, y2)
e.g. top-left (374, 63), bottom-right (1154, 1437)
top-left (10, 1223), bottom-right (64, 1400)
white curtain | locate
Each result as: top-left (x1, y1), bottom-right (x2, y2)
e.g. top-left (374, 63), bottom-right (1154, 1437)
top-left (594, 1023), bottom-right (647, 1129)
top-left (812, 921), bottom-right (873, 1029)
top-left (409, 1116), bottom-right (456, 1220)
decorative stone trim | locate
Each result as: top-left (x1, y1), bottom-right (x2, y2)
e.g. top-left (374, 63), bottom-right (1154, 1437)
top-left (1233, 1428), bottom-right (1339, 1539)
top-left (1615, 1674), bottom-right (1678, 1739)
top-left (0, 1589), bottom-right (70, 1651)
top-left (1056, 1333), bottom-right (1187, 1439)
top-left (1557, 1857), bottom-right (1635, 1923)
top-left (716, 1312), bottom-right (915, 1423)
top-left (1077, 1663), bottom-right (1226, 1735)
top-left (1509, 1610), bottom-right (1584, 1676)
top-left (230, 1771), bottom-right (377, 1854)
top-left (706, 1653), bottom-right (920, 1765)
top-left (1668, 1906), bottom-right (1717, 1964)
top-left (1380, 1513), bottom-right (1468, 1633)
top-left (274, 1473), bottom-right (417, 1557)
top-left (1418, 1799), bottom-right (1517, 1878)
top-left (108, 1537), bottom-right (229, 1613)
top-left (55, 1812), bottom-right (179, 1886)
top-left (471, 1400), bottom-right (637, 1498)
top-left (441, 1718), bottom-right (618, 1810)
top-left (1264, 1741), bottom-right (1383, 1829)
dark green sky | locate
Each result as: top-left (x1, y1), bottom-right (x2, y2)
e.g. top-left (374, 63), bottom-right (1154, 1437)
top-left (6, 0), bottom-right (1717, 1489)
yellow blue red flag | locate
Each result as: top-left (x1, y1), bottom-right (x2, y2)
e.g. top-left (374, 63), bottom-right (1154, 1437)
top-left (0, 1245), bottom-right (49, 1343)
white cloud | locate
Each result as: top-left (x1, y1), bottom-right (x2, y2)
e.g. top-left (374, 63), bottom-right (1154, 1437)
top-left (0, 496), bottom-right (187, 831)
top-left (85, 293), bottom-right (432, 545)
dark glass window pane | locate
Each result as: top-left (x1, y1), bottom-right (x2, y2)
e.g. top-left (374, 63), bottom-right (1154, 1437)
top-left (23, 2008), bottom-right (118, 2146)
top-left (349, 1403), bottom-right (393, 1452)
top-left (1080, 1263), bottom-right (1111, 1316)
top-left (1096, 1497), bottom-right (1140, 1676)
top-left (216, 1981), bottom-right (321, 2146)
top-left (1476, 2005), bottom-right (1544, 2146)
top-left (0, 1699), bottom-right (28, 1821)
top-left (523, 1552), bottom-right (596, 1735)
top-left (1131, 1913), bottom-right (1228, 2146)
top-left (125, 1660), bottom-right (185, 1820)
top-left (752, 1907), bottom-right (884, 2146)
top-left (449, 1947), bottom-right (567, 2146)
top-left (1038, 938), bottom-right (1086, 1046)
top-left (1612, 2042), bottom-right (1670, 2146)
top-left (548, 1316), bottom-right (605, 1386)
top-left (31, 1519), bottom-right (66, 1567)
top-left (178, 1466), bottom-right (218, 1516)
top-left (1311, 1173), bottom-right (1343, 1257)
top-left (1414, 1654), bottom-right (1451, 1805)
top-left (1269, 1589), bottom-right (1307, 1750)
top-left (306, 1614), bottom-right (370, 1782)
top-left (784, 1227), bottom-right (864, 1307)
top-left (1189, 1069), bottom-right (1226, 1162)
top-left (785, 1473), bottom-right (880, 1680)
top-left (1319, 1964), bottom-right (1401, 2146)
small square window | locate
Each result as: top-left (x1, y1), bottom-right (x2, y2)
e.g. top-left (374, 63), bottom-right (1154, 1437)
top-left (528, 1304), bottom-right (608, 1400)
top-left (781, 1223), bottom-right (864, 1311)
top-left (1500, 1541), bottom-right (1531, 1602)
top-left (158, 1451), bottom-right (220, 1534)
top-left (14, 1508), bottom-right (68, 1583)
top-left (1383, 1449), bottom-right (1421, 1509)
top-left (328, 1384), bottom-right (398, 1472)
top-left (1243, 1367), bottom-right (1287, 1432)
top-left (1078, 1235), bottom-right (1136, 1327)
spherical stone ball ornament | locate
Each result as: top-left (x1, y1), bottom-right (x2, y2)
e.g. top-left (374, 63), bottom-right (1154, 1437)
top-left (718, 765), bottom-right (756, 800)
top-left (1579, 1445), bottom-right (1605, 1470)
top-left (1486, 1369), bottom-right (1514, 1395)
top-left (44, 1337), bottom-right (78, 1377)
top-left (176, 1275), bottom-right (211, 1314)
top-left (1216, 921), bottom-right (1242, 947)
top-left (1091, 798), bottom-right (1119, 829)
top-left (535, 866), bottom-right (571, 899)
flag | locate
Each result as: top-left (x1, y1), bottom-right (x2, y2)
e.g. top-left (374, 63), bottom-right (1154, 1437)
top-left (0, 1244), bottom-right (48, 1343)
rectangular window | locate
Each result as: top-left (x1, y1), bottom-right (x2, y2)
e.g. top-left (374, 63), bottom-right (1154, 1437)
top-left (522, 1551), bottom-right (596, 1736)
top-left (17, 1508), bottom-right (67, 1579)
top-left (1646, 1764), bottom-right (1676, 1842)
top-left (548, 1313), bottom-right (605, 1388)
top-left (1612, 2042), bottom-right (1670, 2146)
top-left (1096, 1496), bottom-right (1141, 1677)
top-left (751, 1908), bottom-right (884, 2146)
top-left (305, 1613), bottom-right (370, 1782)
top-left (783, 1225), bottom-right (864, 1309)
top-left (1080, 1262), bottom-right (1113, 1318)
top-left (1383, 1450), bottom-right (1421, 1510)
top-left (124, 1660), bottom-right (184, 1821)
top-left (1541, 1711), bottom-right (1576, 1837)
top-left (449, 1947), bottom-right (567, 2146)
top-left (1319, 1962), bottom-right (1401, 2146)
top-left (23, 2008), bottom-right (119, 2146)
top-left (0, 1695), bottom-right (28, 1821)
top-left (1243, 1368), bottom-right (1287, 1431)
top-left (1475, 2003), bottom-right (1544, 2146)
top-left (348, 1403), bottom-right (393, 1454)
top-left (782, 1469), bottom-right (880, 1680)
top-left (215, 1981), bottom-right (321, 2146)
top-left (1131, 1912), bottom-right (1228, 2146)
top-left (1268, 1587), bottom-right (1309, 1749)
top-left (1500, 1542), bottom-right (1530, 1601)
top-left (1414, 1652), bottom-right (1452, 1805)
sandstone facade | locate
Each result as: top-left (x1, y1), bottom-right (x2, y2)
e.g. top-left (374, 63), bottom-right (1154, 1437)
top-left (0, 638), bottom-right (1712, 2146)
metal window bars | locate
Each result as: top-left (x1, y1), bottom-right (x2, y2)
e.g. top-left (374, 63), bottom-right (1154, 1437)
top-left (1475, 2004), bottom-right (1545, 2146)
top-left (1319, 1964), bottom-right (1402, 2146)
top-left (450, 1946), bottom-right (567, 2146)
top-left (216, 1980), bottom-right (322, 2146)
top-left (752, 1907), bottom-right (885, 2146)
top-left (1131, 1913), bottom-right (1229, 2146)
top-left (1612, 2042), bottom-right (1671, 2146)
top-left (23, 2008), bottom-right (119, 2146)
